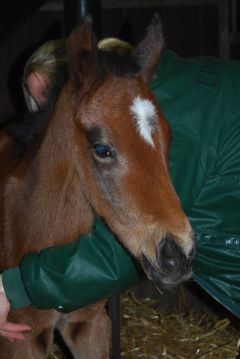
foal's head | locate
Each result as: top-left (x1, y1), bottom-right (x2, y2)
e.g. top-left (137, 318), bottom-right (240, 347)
top-left (66, 16), bottom-right (195, 288)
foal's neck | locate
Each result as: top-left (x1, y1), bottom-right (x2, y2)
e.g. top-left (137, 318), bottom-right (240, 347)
top-left (1, 88), bottom-right (94, 267)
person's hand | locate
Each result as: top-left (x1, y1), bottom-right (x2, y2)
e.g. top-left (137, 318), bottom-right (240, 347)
top-left (0, 285), bottom-right (31, 341)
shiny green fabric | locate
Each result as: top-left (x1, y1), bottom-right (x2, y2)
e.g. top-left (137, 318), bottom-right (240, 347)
top-left (152, 50), bottom-right (240, 318)
top-left (19, 219), bottom-right (140, 312)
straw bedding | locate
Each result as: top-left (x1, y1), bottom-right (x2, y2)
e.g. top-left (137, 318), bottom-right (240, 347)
top-left (120, 295), bottom-right (239, 359)
top-left (48, 294), bottom-right (240, 359)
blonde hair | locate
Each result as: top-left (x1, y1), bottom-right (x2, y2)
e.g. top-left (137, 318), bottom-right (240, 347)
top-left (23, 38), bottom-right (132, 112)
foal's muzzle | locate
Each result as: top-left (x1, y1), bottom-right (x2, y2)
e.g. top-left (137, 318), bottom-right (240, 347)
top-left (143, 234), bottom-right (196, 288)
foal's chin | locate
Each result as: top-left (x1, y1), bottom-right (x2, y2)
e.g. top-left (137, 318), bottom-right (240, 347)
top-left (143, 254), bottom-right (193, 290)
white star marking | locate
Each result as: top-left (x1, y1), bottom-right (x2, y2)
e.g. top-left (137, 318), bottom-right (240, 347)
top-left (130, 96), bottom-right (157, 147)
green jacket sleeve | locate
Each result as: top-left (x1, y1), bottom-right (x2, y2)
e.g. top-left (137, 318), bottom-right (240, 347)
top-left (2, 218), bottom-right (140, 312)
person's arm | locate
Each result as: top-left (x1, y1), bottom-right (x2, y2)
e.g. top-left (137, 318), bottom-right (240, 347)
top-left (2, 218), bottom-right (140, 312)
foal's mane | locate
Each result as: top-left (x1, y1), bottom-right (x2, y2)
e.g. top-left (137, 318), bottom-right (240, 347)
top-left (5, 48), bottom-right (140, 152)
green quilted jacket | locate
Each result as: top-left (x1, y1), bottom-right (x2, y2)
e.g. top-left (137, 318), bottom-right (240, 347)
top-left (3, 50), bottom-right (240, 318)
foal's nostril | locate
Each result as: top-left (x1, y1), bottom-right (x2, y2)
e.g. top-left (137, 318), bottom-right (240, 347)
top-left (157, 235), bottom-right (186, 273)
top-left (188, 236), bottom-right (197, 260)
top-left (164, 256), bottom-right (178, 270)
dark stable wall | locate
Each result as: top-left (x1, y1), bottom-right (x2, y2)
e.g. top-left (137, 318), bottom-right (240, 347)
top-left (0, 4), bottom-right (235, 124)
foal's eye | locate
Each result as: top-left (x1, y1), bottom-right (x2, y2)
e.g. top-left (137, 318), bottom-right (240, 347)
top-left (93, 144), bottom-right (112, 158)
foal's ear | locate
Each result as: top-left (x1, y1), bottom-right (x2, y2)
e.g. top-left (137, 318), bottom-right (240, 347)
top-left (67, 16), bottom-right (99, 91)
top-left (133, 14), bottom-right (164, 83)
